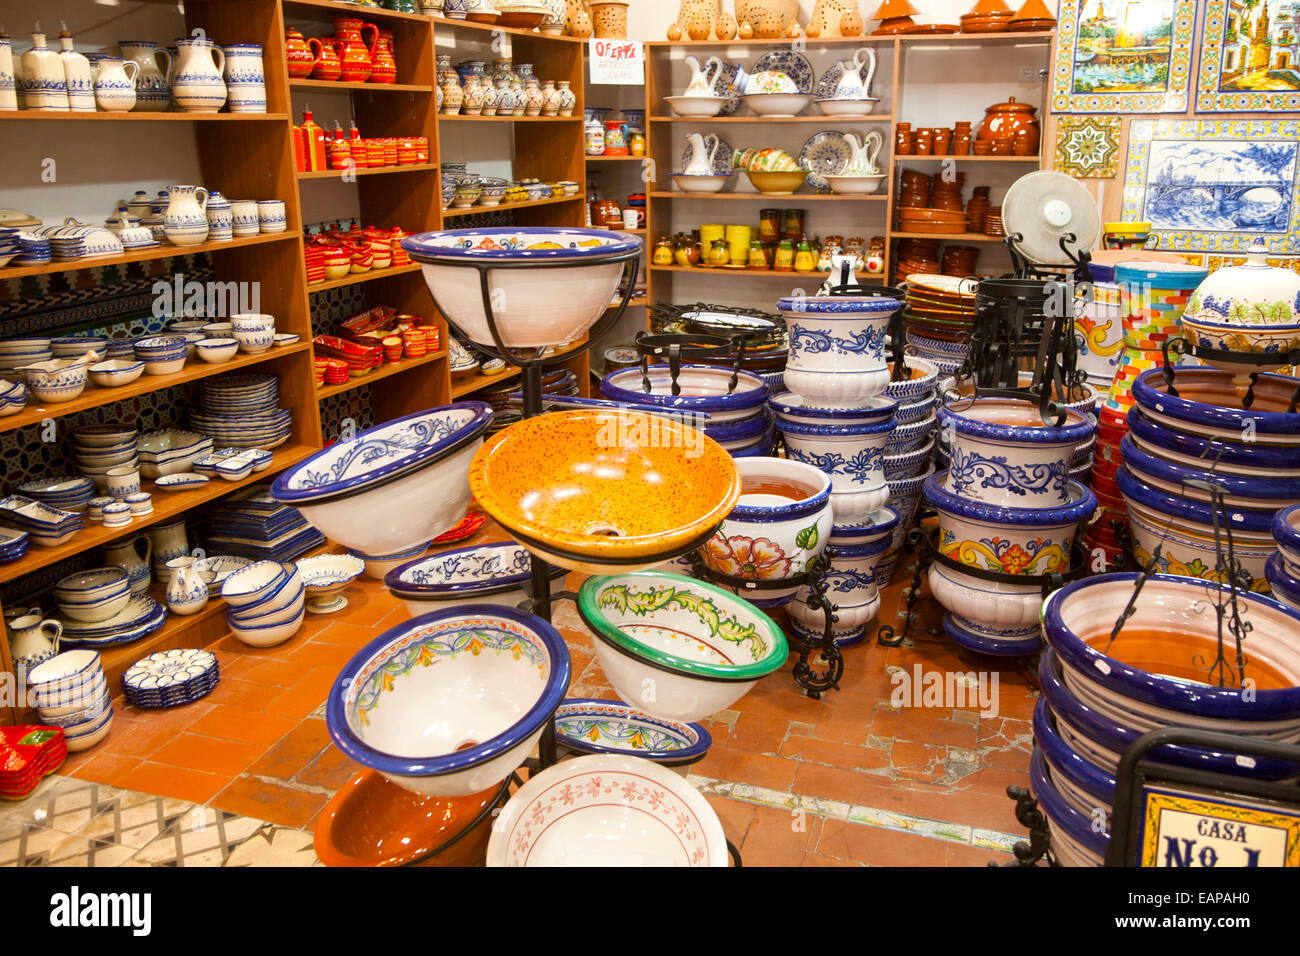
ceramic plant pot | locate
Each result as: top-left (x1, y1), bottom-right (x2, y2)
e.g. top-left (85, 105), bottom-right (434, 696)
top-left (702, 456), bottom-right (833, 609)
top-left (776, 417), bottom-right (895, 523)
top-left (788, 521), bottom-right (893, 646)
top-left (777, 294), bottom-right (899, 393)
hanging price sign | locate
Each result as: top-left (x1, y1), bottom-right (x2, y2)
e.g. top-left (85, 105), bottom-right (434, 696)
top-left (588, 39), bottom-right (643, 85)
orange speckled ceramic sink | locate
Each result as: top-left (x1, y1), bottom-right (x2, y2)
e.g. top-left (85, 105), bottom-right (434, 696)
top-left (468, 409), bottom-right (741, 575)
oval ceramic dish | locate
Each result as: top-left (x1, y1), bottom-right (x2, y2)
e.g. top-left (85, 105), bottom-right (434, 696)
top-left (553, 698), bottom-right (712, 765)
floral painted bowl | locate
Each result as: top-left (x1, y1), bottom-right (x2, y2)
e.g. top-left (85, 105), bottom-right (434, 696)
top-left (273, 403), bottom-right (493, 558)
top-left (403, 228), bottom-right (641, 349)
top-left (486, 754), bottom-right (727, 866)
top-left (600, 365), bottom-right (769, 424)
top-left (776, 417), bottom-right (894, 524)
top-left (578, 570), bottom-right (787, 722)
top-left (553, 699), bottom-right (711, 767)
top-left (328, 605), bottom-right (571, 797)
top-left (385, 540), bottom-right (565, 616)
top-left (469, 410), bottom-right (741, 575)
top-left (701, 456), bottom-right (832, 608)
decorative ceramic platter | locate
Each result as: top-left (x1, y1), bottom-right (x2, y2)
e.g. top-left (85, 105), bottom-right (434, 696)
top-left (681, 134), bottom-right (734, 178)
top-left (123, 648), bottom-right (217, 691)
top-left (154, 473), bottom-right (210, 491)
top-left (798, 131), bottom-right (850, 191)
top-left (713, 61), bottom-right (741, 116)
top-left (753, 51), bottom-right (813, 95)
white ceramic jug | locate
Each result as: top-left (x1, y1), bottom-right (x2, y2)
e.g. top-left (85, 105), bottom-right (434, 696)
top-left (164, 556), bottom-right (208, 615)
top-left (683, 54), bottom-right (723, 96)
top-left (843, 130), bottom-right (883, 175)
top-left (172, 36), bottom-right (226, 113)
top-left (93, 56), bottom-right (138, 111)
top-left (164, 185), bottom-right (210, 246)
top-left (834, 48), bottom-right (876, 100)
top-left (9, 614), bottom-right (61, 663)
top-left (684, 132), bottom-right (720, 176)
top-left (222, 42), bottom-right (265, 113)
top-left (104, 533), bottom-right (152, 594)
top-left (0, 30), bottom-right (16, 110)
top-left (20, 31), bottom-right (68, 110)
top-left (147, 517), bottom-right (188, 576)
top-left (118, 39), bottom-right (172, 110)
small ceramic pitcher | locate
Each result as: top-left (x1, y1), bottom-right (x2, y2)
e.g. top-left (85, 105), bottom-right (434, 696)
top-left (164, 185), bottom-right (209, 246)
top-left (843, 130), bottom-right (883, 175)
top-left (834, 48), bottom-right (876, 100)
top-left (10, 614), bottom-right (61, 665)
top-left (172, 36), bottom-right (227, 112)
top-left (683, 132), bottom-right (720, 176)
top-left (683, 54), bottom-right (723, 96)
top-left (165, 556), bottom-right (208, 616)
top-left (93, 56), bottom-right (138, 111)
top-left (118, 39), bottom-right (172, 110)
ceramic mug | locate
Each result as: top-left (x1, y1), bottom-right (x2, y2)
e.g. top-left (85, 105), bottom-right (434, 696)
top-left (231, 200), bottom-right (259, 237)
top-left (258, 200), bottom-right (286, 233)
top-left (106, 465), bottom-right (140, 498)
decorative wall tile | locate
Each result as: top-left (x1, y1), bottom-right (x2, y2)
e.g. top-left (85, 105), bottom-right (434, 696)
top-left (1054, 115), bottom-right (1124, 178)
top-left (319, 387), bottom-right (375, 444)
top-left (1051, 0), bottom-right (1198, 114)
top-left (1196, 0), bottom-right (1300, 112)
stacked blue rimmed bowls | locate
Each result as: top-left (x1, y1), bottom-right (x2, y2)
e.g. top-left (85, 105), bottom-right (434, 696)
top-left (14, 231), bottom-right (51, 266)
top-left (193, 374), bottom-right (293, 449)
top-left (17, 476), bottom-right (94, 514)
top-left (0, 527), bottom-right (29, 563)
top-left (0, 225), bottom-right (18, 266)
top-left (0, 495), bottom-right (85, 547)
top-left (123, 648), bottom-right (220, 709)
top-left (132, 334), bottom-right (188, 375)
top-left (222, 559), bottom-right (306, 648)
top-left (54, 567), bottom-right (131, 624)
top-left (1267, 504), bottom-right (1300, 611)
top-left (27, 650), bottom-right (114, 753)
top-left (72, 424), bottom-right (140, 493)
top-left (0, 337), bottom-right (53, 378)
top-left (874, 356), bottom-right (941, 586)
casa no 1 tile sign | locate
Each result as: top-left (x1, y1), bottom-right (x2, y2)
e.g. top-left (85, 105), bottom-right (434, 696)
top-left (1051, 0), bottom-right (1198, 113)
top-left (1122, 119), bottom-right (1300, 253)
top-left (1054, 115), bottom-right (1123, 178)
top-left (1196, 0), bottom-right (1300, 112)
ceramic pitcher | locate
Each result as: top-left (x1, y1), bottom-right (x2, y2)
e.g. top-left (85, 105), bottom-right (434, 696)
top-left (93, 56), bottom-right (138, 111)
top-left (9, 614), bottom-right (61, 664)
top-left (834, 48), bottom-right (876, 99)
top-left (103, 533), bottom-right (152, 594)
top-left (683, 54), bottom-right (723, 96)
top-left (370, 30), bottom-right (396, 84)
top-left (164, 556), bottom-right (208, 615)
top-left (683, 132), bottom-right (720, 176)
top-left (223, 43), bottom-right (265, 113)
top-left (843, 131), bottom-right (883, 175)
top-left (164, 185), bottom-right (209, 246)
top-left (118, 39), bottom-right (172, 110)
top-left (148, 518), bottom-right (188, 576)
top-left (20, 31), bottom-right (68, 110)
top-left (172, 36), bottom-right (226, 112)
top-left (285, 27), bottom-right (314, 78)
top-left (333, 18), bottom-right (378, 83)
top-left (57, 29), bottom-right (94, 111)
top-left (0, 30), bottom-right (16, 110)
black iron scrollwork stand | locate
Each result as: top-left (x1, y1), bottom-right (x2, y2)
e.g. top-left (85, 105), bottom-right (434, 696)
top-left (1159, 335), bottom-right (1300, 412)
top-left (995, 786), bottom-right (1057, 867)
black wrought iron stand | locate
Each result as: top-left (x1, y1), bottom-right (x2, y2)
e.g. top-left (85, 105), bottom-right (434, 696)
top-left (1157, 336), bottom-right (1300, 412)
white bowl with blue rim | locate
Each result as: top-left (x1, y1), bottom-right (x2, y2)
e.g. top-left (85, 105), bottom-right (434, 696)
top-left (234, 328), bottom-right (275, 354)
top-left (700, 456), bottom-right (832, 609)
top-left (1126, 406), bottom-right (1300, 481)
top-left (18, 475), bottom-right (94, 511)
top-left (775, 416), bottom-right (894, 523)
top-left (20, 361), bottom-right (88, 403)
top-left (403, 227), bottom-right (642, 349)
top-left (924, 473), bottom-right (1096, 656)
top-left (87, 359), bottom-right (145, 387)
top-left (229, 603), bottom-right (304, 648)
top-left (27, 649), bottom-right (103, 699)
top-left (768, 391), bottom-right (896, 427)
top-left (553, 698), bottom-right (712, 769)
top-left (1132, 367), bottom-right (1300, 446)
top-left (220, 559), bottom-right (289, 609)
top-left (195, 337), bottom-right (238, 363)
top-left (600, 365), bottom-right (768, 424)
top-left (1120, 434), bottom-right (1300, 511)
top-left (385, 540), bottom-right (565, 616)
top-left (71, 424), bottom-right (137, 448)
top-left (228, 580), bottom-right (305, 628)
top-left (328, 605), bottom-right (571, 797)
top-left (295, 553), bottom-right (366, 613)
top-left (272, 402), bottom-right (493, 558)
top-left (1273, 504), bottom-right (1300, 575)
top-left (1266, 552), bottom-right (1300, 612)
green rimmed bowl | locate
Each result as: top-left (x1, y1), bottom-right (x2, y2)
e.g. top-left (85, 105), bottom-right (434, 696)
top-left (577, 570), bottom-right (787, 722)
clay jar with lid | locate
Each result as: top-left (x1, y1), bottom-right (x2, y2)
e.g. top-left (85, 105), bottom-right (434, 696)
top-left (977, 96), bottom-right (1039, 154)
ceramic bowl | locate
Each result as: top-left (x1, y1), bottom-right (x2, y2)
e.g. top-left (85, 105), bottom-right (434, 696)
top-left (775, 417), bottom-right (894, 523)
top-left (702, 456), bottom-right (833, 609)
top-left (553, 699), bottom-right (711, 767)
top-left (1131, 368), bottom-right (1300, 446)
top-left (670, 173), bottom-right (733, 194)
top-left (578, 570), bottom-right (787, 722)
top-left (26, 649), bottom-right (103, 698)
top-left (350, 540), bottom-right (432, 581)
top-left (1028, 745), bottom-right (1107, 867)
top-left (273, 403), bottom-right (493, 558)
top-left (234, 328), bottom-right (275, 354)
top-left (1120, 434), bottom-right (1300, 510)
top-left (768, 392), bottom-right (897, 427)
top-left (64, 706), bottom-right (113, 753)
top-left (486, 754), bottom-right (727, 867)
top-left (87, 359), bottom-right (144, 387)
top-left (21, 361), bottom-right (88, 403)
top-left (825, 174), bottom-right (887, 195)
top-left (54, 566), bottom-right (129, 604)
top-left (314, 770), bottom-right (509, 867)
top-left (741, 92), bottom-right (812, 117)
top-left (664, 95), bottom-right (728, 117)
top-left (403, 228), bottom-right (640, 349)
top-left (328, 605), bottom-right (571, 797)
top-left (195, 337), bottom-right (238, 363)
top-left (231, 313), bottom-right (276, 333)
top-left (816, 97), bottom-right (882, 116)
top-left (385, 540), bottom-right (565, 616)
top-left (1266, 552), bottom-right (1300, 611)
top-left (295, 553), bottom-right (366, 612)
top-left (220, 559), bottom-right (290, 609)
top-left (743, 169), bottom-right (809, 195)
top-left (229, 605), bottom-right (305, 648)
top-left (600, 366), bottom-right (768, 424)
top-left (1273, 504), bottom-right (1300, 572)
top-left (1126, 406), bottom-right (1300, 479)
top-left (228, 582), bottom-right (305, 628)
top-left (469, 409), bottom-right (741, 576)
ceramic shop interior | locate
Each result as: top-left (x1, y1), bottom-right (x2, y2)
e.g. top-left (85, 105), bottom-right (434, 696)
top-left (2, 0), bottom-right (1300, 872)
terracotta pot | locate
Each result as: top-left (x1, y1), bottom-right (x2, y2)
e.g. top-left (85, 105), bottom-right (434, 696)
top-left (590, 0), bottom-right (630, 38)
top-left (976, 95), bottom-right (1039, 153)
top-left (735, 0), bottom-right (799, 29)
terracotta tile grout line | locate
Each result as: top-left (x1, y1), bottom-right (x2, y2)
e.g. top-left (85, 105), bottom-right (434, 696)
top-left (687, 773), bottom-right (1021, 854)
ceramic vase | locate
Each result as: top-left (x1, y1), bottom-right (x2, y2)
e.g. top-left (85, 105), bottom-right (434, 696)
top-left (57, 30), bottom-right (94, 111)
top-left (554, 79), bottom-right (576, 116)
top-left (523, 77), bottom-right (543, 116)
top-left (165, 556), bottom-right (208, 615)
top-left (540, 79), bottom-right (558, 116)
top-left (147, 518), bottom-right (188, 577)
top-left (172, 36), bottom-right (227, 113)
top-left (480, 79), bottom-right (498, 115)
top-left (20, 32), bottom-right (69, 110)
top-left (285, 27), bottom-right (314, 78)
top-left (92, 56), bottom-right (138, 111)
top-left (508, 78), bottom-right (525, 115)
top-left (440, 72), bottom-right (462, 114)
top-left (223, 43), bottom-right (265, 113)
top-left (104, 534), bottom-right (152, 595)
top-left (0, 31), bottom-right (16, 110)
top-left (461, 74), bottom-right (483, 115)
top-left (206, 190), bottom-right (233, 241)
top-left (333, 18), bottom-right (377, 83)
top-left (164, 185), bottom-right (209, 246)
top-left (118, 40), bottom-right (172, 110)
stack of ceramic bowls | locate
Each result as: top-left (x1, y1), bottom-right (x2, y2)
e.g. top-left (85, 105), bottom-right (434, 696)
top-left (1116, 366), bottom-right (1300, 592)
top-left (193, 375), bottom-right (293, 450)
top-left (132, 334), bottom-right (188, 375)
top-left (0, 337), bottom-right (53, 377)
top-left (51, 335), bottom-right (107, 359)
top-left (0, 527), bottom-right (28, 563)
top-left (1089, 261), bottom-right (1208, 564)
top-left (874, 357), bottom-right (940, 585)
top-left (0, 496), bottom-right (85, 547)
top-left (1269, 504), bottom-right (1300, 611)
top-left (385, 540), bottom-right (565, 617)
top-left (122, 648), bottom-right (220, 709)
top-left (222, 560), bottom-right (306, 647)
top-left (17, 476), bottom-right (94, 513)
top-left (600, 365), bottom-right (772, 457)
top-left (55, 567), bottom-right (131, 624)
top-left (0, 725), bottom-right (67, 800)
top-left (788, 506), bottom-right (899, 646)
top-left (923, 397), bottom-right (1096, 656)
top-left (26, 650), bottom-right (114, 753)
top-left (207, 486), bottom-right (326, 562)
top-left (0, 378), bottom-right (28, 417)
top-left (772, 293), bottom-right (901, 523)
top-left (14, 232), bottom-right (51, 266)
top-left (1033, 573), bottom-right (1300, 866)
top-left (902, 275), bottom-right (977, 376)
top-left (0, 226), bottom-right (18, 266)
top-left (72, 425), bottom-right (139, 493)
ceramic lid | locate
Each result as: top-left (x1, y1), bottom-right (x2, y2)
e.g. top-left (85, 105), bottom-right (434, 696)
top-left (984, 96), bottom-right (1036, 114)
top-left (1186, 239), bottom-right (1300, 326)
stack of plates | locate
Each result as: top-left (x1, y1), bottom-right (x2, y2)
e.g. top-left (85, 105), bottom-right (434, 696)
top-left (27, 650), bottom-right (114, 752)
top-left (206, 485), bottom-right (325, 561)
top-left (903, 274), bottom-right (977, 369)
top-left (14, 232), bottom-right (51, 266)
top-left (123, 648), bottom-right (220, 710)
top-left (0, 726), bottom-right (66, 799)
top-left (0, 495), bottom-right (85, 547)
top-left (0, 225), bottom-right (19, 267)
top-left (0, 337), bottom-right (53, 376)
top-left (193, 375), bottom-right (292, 449)
top-left (56, 593), bottom-right (167, 648)
top-left (315, 358), bottom-right (349, 386)
top-left (17, 476), bottom-right (95, 513)
top-left (0, 527), bottom-right (29, 563)
top-left (33, 222), bottom-right (123, 262)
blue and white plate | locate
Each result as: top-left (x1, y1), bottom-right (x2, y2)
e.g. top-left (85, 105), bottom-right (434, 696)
top-left (753, 51), bottom-right (814, 95)
top-left (798, 130), bottom-right (850, 191)
top-left (154, 472), bottom-right (210, 491)
top-left (713, 60), bottom-right (741, 116)
top-left (123, 647), bottom-right (217, 691)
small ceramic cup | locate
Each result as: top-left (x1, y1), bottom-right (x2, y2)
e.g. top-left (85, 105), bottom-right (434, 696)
top-left (87, 497), bottom-right (114, 521)
top-left (125, 491), bottom-right (153, 515)
top-left (105, 466), bottom-right (140, 499)
top-left (102, 501), bottom-right (132, 527)
top-left (231, 200), bottom-right (260, 237)
top-left (258, 200), bottom-right (287, 233)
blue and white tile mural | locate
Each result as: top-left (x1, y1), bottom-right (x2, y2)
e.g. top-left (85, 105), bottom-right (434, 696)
top-left (1123, 119), bottom-right (1300, 252)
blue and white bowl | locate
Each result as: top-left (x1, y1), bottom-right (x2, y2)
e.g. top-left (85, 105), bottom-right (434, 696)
top-left (884, 413), bottom-right (935, 456)
top-left (1273, 504), bottom-right (1300, 574)
top-left (1266, 552), bottom-right (1300, 612)
top-left (385, 540), bottom-right (565, 616)
top-left (768, 391), bottom-right (896, 427)
top-left (1126, 406), bottom-right (1300, 479)
top-left (776, 416), bottom-right (894, 523)
top-left (1121, 433), bottom-right (1300, 511)
top-left (328, 605), bottom-right (571, 796)
top-left (273, 402), bottom-right (493, 558)
top-left (20, 361), bottom-right (88, 403)
top-left (601, 365), bottom-right (768, 424)
top-left (553, 698), bottom-right (712, 767)
top-left (1132, 367), bottom-right (1300, 446)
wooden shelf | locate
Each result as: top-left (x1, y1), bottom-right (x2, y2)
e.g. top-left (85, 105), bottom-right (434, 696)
top-left (297, 163), bottom-right (438, 180)
top-left (888, 230), bottom-right (1006, 242)
top-left (899, 31), bottom-right (1055, 44)
top-left (449, 336), bottom-right (590, 399)
top-left (649, 264), bottom-right (883, 280)
top-left (895, 155), bottom-right (1042, 163)
top-left (289, 79), bottom-right (434, 94)
top-left (316, 350), bottom-right (447, 399)
top-left (443, 195), bottom-right (582, 218)
top-left (645, 37), bottom-right (898, 49)
top-left (610, 296), bottom-right (647, 308)
top-left (585, 154), bottom-right (644, 161)
top-left (650, 114), bottom-right (893, 124)
top-left (283, 0), bottom-right (432, 22)
top-left (306, 262), bottom-right (424, 293)
top-left (0, 111), bottom-right (290, 122)
top-left (438, 114), bottom-right (581, 122)
top-left (648, 191), bottom-right (887, 201)
top-left (433, 16), bottom-right (584, 43)
top-left (0, 444), bottom-right (316, 585)
top-left (0, 344), bottom-right (312, 436)
top-left (0, 233), bottom-right (296, 281)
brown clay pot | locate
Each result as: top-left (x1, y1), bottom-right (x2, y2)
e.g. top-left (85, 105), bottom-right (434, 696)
top-left (975, 95), bottom-right (1039, 153)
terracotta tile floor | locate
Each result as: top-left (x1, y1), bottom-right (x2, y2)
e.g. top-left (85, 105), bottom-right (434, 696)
top-left (29, 519), bottom-right (1038, 866)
